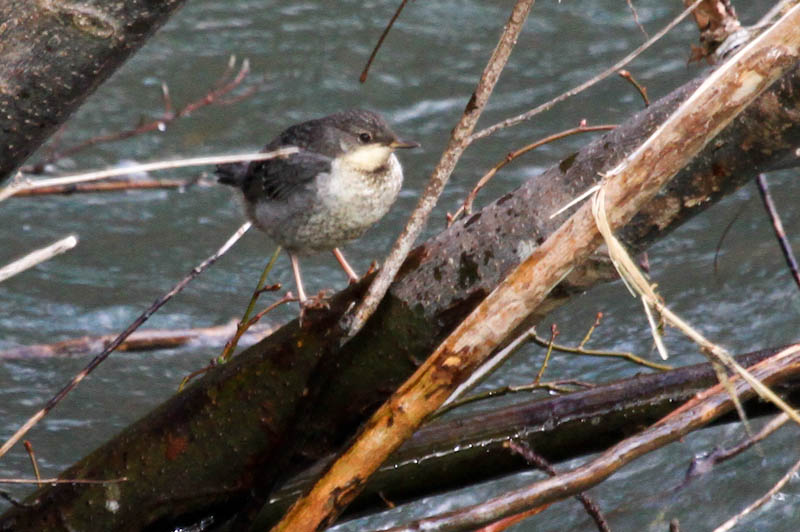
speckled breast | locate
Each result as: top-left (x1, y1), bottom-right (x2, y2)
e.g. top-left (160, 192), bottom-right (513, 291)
top-left (250, 154), bottom-right (403, 254)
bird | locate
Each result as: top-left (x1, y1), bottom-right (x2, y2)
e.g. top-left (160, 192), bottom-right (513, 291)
top-left (217, 109), bottom-right (418, 307)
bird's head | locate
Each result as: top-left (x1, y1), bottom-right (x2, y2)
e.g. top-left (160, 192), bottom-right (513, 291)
top-left (328, 109), bottom-right (419, 172)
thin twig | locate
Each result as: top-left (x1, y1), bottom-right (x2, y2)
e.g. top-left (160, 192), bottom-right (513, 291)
top-left (0, 491), bottom-right (34, 509)
top-left (442, 311), bottom-right (668, 417)
top-left (0, 320), bottom-right (278, 360)
top-left (0, 235), bottom-right (78, 283)
top-left (684, 412), bottom-right (789, 484)
top-left (756, 173), bottom-right (800, 291)
top-left (434, 379), bottom-right (592, 418)
top-left (0, 477), bottom-right (127, 485)
top-left (0, 148), bottom-right (298, 202)
top-left (469, 0), bottom-right (703, 142)
top-left (342, 0), bottom-right (536, 339)
top-left (32, 57), bottom-right (253, 167)
top-left (218, 246), bottom-right (283, 363)
top-left (712, 452), bottom-right (800, 532)
top-left (756, 0), bottom-right (795, 28)
top-left (0, 222), bottom-right (252, 461)
top-left (533, 324), bottom-right (558, 385)
top-left (448, 123), bottom-right (616, 225)
top-left (179, 290), bottom-right (295, 391)
top-left (713, 202), bottom-right (746, 276)
top-left (578, 312), bottom-right (603, 349)
top-left (625, 0), bottom-right (648, 39)
top-left (617, 70), bottom-right (650, 106)
top-left (508, 441), bottom-right (611, 532)
top-left (529, 329), bottom-right (671, 371)
top-left (10, 178), bottom-right (200, 197)
top-left (244, 291), bottom-right (296, 328)
top-left (360, 0), bottom-right (411, 83)
top-left (23, 441), bottom-right (41, 488)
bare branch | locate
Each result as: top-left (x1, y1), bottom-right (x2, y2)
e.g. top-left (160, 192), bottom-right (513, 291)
top-left (0, 235), bottom-right (78, 283)
top-left (342, 0), bottom-right (536, 339)
top-left (0, 222), bottom-right (252, 461)
top-left (469, 0), bottom-right (702, 142)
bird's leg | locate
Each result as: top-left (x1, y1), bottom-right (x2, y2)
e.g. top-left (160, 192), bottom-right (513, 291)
top-left (288, 252), bottom-right (308, 303)
top-left (332, 248), bottom-right (359, 284)
top-left (289, 253), bottom-right (329, 322)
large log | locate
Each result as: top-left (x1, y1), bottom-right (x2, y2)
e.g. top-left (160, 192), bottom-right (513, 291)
top-left (0, 0), bottom-right (187, 182)
top-left (2, 61), bottom-right (799, 531)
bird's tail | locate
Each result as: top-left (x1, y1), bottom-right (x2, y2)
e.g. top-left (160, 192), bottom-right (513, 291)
top-left (216, 162), bottom-right (249, 187)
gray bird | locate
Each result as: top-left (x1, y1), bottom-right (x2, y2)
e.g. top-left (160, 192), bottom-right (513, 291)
top-left (218, 109), bottom-right (418, 305)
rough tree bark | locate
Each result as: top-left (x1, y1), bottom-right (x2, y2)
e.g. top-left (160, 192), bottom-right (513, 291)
top-left (0, 0), bottom-right (187, 182)
top-left (1, 58), bottom-right (799, 532)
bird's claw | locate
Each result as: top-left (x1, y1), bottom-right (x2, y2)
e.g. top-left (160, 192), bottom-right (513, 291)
top-left (298, 290), bottom-right (331, 324)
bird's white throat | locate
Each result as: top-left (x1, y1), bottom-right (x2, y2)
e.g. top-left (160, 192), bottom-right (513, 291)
top-left (340, 144), bottom-right (394, 172)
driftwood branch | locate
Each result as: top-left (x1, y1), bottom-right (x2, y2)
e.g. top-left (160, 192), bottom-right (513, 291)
top-left (0, 321), bottom-right (278, 360)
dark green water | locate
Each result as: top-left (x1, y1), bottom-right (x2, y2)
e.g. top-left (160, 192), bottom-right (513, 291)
top-left (1, 1), bottom-right (799, 530)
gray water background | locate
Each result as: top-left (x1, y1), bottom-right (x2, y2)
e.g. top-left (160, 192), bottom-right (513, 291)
top-left (1, 1), bottom-right (799, 530)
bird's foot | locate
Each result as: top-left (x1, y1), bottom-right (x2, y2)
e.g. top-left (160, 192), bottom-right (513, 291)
top-left (302, 290), bottom-right (332, 310)
top-left (365, 261), bottom-right (379, 276)
top-left (298, 290), bottom-right (332, 323)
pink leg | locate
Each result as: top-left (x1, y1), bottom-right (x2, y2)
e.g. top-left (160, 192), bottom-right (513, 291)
top-left (332, 248), bottom-right (359, 283)
top-left (289, 252), bottom-right (307, 303)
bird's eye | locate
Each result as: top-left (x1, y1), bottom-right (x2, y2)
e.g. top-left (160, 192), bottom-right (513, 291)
top-left (358, 132), bottom-right (372, 143)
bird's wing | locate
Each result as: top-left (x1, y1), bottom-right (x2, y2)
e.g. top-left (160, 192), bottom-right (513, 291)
top-left (241, 148), bottom-right (332, 203)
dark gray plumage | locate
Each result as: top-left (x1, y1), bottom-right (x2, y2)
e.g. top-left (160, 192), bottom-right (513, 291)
top-left (218, 109), bottom-right (417, 303)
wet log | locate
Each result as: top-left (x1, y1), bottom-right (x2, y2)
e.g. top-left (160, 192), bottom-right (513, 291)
top-left (2, 60), bottom-right (799, 531)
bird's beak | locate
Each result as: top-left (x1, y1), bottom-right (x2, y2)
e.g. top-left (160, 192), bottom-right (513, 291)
top-left (389, 138), bottom-right (420, 149)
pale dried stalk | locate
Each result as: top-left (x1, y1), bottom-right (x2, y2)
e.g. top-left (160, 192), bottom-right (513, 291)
top-left (271, 6), bottom-right (800, 532)
top-left (593, 188), bottom-right (800, 426)
top-left (0, 148), bottom-right (298, 202)
top-left (591, 188), bottom-right (790, 437)
top-left (0, 235), bottom-right (78, 283)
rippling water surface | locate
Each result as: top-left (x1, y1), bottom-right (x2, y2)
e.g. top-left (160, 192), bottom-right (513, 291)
top-left (1, 1), bottom-right (798, 530)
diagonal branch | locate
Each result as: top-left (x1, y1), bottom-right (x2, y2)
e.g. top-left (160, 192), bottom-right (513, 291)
top-left (341, 0), bottom-right (537, 338)
top-left (273, 8), bottom-right (800, 530)
top-left (386, 344), bottom-right (800, 532)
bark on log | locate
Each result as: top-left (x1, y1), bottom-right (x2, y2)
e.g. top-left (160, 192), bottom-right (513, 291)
top-left (2, 61), bottom-right (799, 531)
top-left (262, 345), bottom-right (800, 523)
top-left (0, 0), bottom-right (187, 182)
